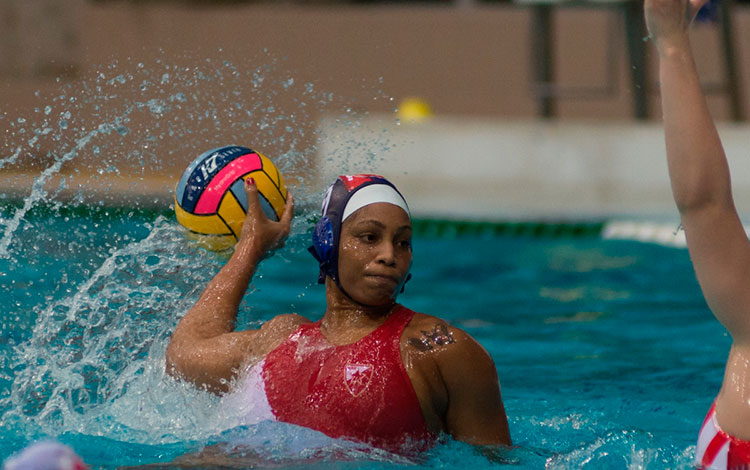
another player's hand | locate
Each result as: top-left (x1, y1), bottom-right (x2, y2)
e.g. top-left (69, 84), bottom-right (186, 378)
top-left (238, 177), bottom-right (294, 257)
top-left (645, 0), bottom-right (709, 47)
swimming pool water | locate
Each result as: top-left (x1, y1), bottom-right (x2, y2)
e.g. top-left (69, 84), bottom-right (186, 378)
top-left (0, 202), bottom-right (728, 469)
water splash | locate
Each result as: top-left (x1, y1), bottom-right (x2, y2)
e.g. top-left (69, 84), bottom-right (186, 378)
top-left (4, 219), bottom-right (210, 437)
top-left (0, 146), bottom-right (23, 171)
top-left (0, 120), bottom-right (126, 258)
top-left (543, 429), bottom-right (691, 469)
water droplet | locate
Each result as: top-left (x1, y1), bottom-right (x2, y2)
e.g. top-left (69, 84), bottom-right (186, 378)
top-left (116, 126), bottom-right (129, 136)
top-left (146, 99), bottom-right (165, 115)
top-left (161, 73), bottom-right (170, 84)
top-left (107, 74), bottom-right (127, 85)
top-left (44, 106), bottom-right (52, 115)
top-left (97, 165), bottom-right (119, 175)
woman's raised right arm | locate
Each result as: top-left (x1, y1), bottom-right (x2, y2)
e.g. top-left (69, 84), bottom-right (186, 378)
top-left (165, 179), bottom-right (299, 393)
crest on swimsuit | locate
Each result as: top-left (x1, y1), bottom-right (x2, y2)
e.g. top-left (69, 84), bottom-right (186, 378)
top-left (344, 363), bottom-right (374, 397)
top-left (308, 174), bottom-right (411, 288)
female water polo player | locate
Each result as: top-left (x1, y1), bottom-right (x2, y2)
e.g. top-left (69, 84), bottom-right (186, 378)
top-left (645, 0), bottom-right (750, 467)
top-left (165, 174), bottom-right (511, 455)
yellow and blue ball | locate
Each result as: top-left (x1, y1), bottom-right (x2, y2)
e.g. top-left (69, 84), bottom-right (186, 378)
top-left (175, 145), bottom-right (288, 250)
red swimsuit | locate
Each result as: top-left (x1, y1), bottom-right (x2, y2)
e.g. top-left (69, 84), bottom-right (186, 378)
top-left (261, 305), bottom-right (434, 454)
top-left (696, 401), bottom-right (750, 469)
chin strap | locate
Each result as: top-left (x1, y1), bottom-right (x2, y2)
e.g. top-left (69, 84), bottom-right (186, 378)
top-left (307, 245), bottom-right (327, 284)
top-left (400, 273), bottom-right (412, 294)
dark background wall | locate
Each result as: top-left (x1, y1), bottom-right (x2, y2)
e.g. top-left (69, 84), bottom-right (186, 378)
top-left (1, 1), bottom-right (748, 178)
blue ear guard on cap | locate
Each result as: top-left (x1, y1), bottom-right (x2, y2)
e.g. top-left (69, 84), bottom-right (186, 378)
top-left (308, 216), bottom-right (335, 284)
top-left (308, 175), bottom-right (413, 296)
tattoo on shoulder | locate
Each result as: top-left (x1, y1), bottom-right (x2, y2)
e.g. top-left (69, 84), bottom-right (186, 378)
top-left (407, 323), bottom-right (455, 352)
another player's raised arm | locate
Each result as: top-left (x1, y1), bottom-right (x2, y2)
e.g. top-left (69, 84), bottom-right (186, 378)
top-left (645, 0), bottom-right (750, 341)
top-left (166, 179), bottom-right (296, 393)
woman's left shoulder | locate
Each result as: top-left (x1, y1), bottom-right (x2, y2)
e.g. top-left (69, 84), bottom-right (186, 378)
top-left (403, 311), bottom-right (484, 354)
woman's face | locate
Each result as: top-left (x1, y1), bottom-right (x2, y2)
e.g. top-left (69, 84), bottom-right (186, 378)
top-left (336, 203), bottom-right (412, 306)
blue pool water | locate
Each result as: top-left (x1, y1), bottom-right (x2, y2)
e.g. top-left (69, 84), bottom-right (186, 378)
top-left (0, 201), bottom-right (728, 469)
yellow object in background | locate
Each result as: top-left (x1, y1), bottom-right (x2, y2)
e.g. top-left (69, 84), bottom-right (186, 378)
top-left (397, 97), bottom-right (433, 123)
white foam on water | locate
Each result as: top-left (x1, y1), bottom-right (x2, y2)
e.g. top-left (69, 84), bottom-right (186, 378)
top-left (602, 221), bottom-right (687, 248)
top-left (3, 219), bottom-right (221, 441)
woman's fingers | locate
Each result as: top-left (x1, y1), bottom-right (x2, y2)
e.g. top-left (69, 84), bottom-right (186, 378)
top-left (239, 179), bottom-right (295, 252)
top-left (280, 193), bottom-right (294, 228)
top-left (271, 193), bottom-right (295, 249)
top-left (244, 177), bottom-right (262, 216)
